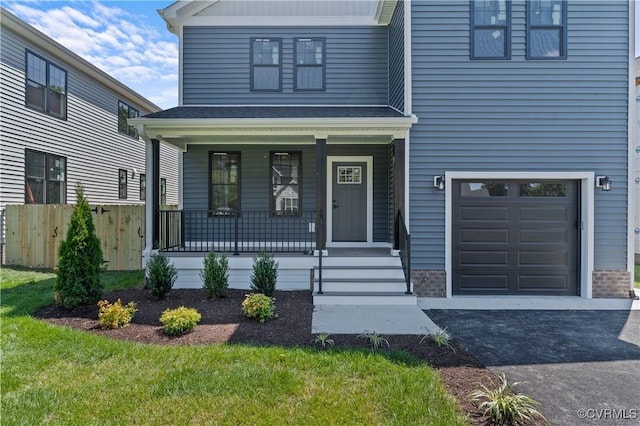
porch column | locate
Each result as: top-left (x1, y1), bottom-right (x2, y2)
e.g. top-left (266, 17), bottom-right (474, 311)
top-left (315, 138), bottom-right (327, 250)
top-left (393, 138), bottom-right (406, 249)
top-left (151, 138), bottom-right (160, 250)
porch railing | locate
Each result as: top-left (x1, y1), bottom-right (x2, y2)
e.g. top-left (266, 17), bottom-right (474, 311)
top-left (159, 209), bottom-right (317, 254)
top-left (397, 210), bottom-right (412, 294)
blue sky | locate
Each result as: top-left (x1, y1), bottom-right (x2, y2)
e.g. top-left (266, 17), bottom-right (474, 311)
top-left (4, 1), bottom-right (640, 110)
top-left (4, 0), bottom-right (178, 108)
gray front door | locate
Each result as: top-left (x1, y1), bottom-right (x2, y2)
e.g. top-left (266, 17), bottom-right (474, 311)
top-left (452, 180), bottom-right (580, 295)
top-left (332, 162), bottom-right (367, 242)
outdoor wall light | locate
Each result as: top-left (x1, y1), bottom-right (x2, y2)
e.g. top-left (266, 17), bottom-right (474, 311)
top-left (433, 176), bottom-right (445, 190)
top-left (595, 176), bottom-right (611, 191)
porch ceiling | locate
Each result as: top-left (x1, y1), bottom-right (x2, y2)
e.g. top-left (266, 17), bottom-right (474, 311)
top-left (129, 106), bottom-right (418, 150)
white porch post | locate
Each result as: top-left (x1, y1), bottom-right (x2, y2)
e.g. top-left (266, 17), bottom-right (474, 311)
top-left (142, 138), bottom-right (155, 267)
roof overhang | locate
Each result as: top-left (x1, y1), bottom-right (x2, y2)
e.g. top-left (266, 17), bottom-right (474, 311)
top-left (129, 115), bottom-right (418, 150)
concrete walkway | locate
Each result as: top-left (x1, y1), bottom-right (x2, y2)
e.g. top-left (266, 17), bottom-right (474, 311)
top-left (312, 305), bottom-right (440, 335)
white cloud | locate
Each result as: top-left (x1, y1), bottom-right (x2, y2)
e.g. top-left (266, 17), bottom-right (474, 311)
top-left (6, 1), bottom-right (179, 109)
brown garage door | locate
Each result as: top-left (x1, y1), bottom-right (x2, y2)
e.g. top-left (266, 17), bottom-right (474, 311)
top-left (452, 180), bottom-right (580, 295)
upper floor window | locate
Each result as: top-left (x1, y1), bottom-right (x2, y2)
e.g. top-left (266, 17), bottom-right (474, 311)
top-left (118, 169), bottom-right (128, 199)
top-left (527, 0), bottom-right (567, 59)
top-left (271, 152), bottom-right (301, 216)
top-left (251, 38), bottom-right (281, 91)
top-left (470, 0), bottom-right (511, 59)
top-left (118, 101), bottom-right (139, 138)
top-left (25, 51), bottom-right (67, 119)
top-left (25, 149), bottom-right (66, 204)
top-left (209, 152), bottom-right (240, 214)
top-left (294, 38), bottom-right (325, 91)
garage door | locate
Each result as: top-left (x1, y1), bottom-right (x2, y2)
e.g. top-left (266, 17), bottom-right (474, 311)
top-left (452, 180), bottom-right (579, 295)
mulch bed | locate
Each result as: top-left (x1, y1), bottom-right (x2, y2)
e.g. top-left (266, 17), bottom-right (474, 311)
top-left (35, 288), bottom-right (544, 425)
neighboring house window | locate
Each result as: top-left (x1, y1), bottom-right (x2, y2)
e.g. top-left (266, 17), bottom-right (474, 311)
top-left (139, 174), bottom-right (146, 201)
top-left (118, 169), bottom-right (128, 199)
top-left (527, 0), bottom-right (567, 59)
top-left (25, 51), bottom-right (67, 119)
top-left (24, 149), bottom-right (67, 204)
top-left (271, 152), bottom-right (301, 216)
top-left (209, 152), bottom-right (240, 214)
top-left (160, 178), bottom-right (167, 205)
top-left (251, 38), bottom-right (281, 91)
top-left (294, 38), bottom-right (325, 91)
top-left (470, 0), bottom-right (511, 59)
top-left (118, 101), bottom-right (139, 138)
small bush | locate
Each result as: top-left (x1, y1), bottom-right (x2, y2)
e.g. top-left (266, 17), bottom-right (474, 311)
top-left (97, 299), bottom-right (137, 329)
top-left (241, 293), bottom-right (276, 322)
top-left (200, 251), bottom-right (229, 298)
top-left (312, 332), bottom-right (335, 349)
top-left (420, 327), bottom-right (456, 352)
top-left (56, 185), bottom-right (104, 308)
top-left (146, 253), bottom-right (177, 299)
top-left (159, 306), bottom-right (201, 336)
top-left (357, 330), bottom-right (390, 351)
top-left (250, 252), bottom-right (278, 297)
top-left (469, 373), bottom-right (546, 425)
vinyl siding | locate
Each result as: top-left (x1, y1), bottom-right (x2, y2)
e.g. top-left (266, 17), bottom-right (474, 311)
top-left (388, 0), bottom-right (404, 111)
top-left (182, 26), bottom-right (389, 105)
top-left (410, 0), bottom-right (629, 270)
top-left (183, 144), bottom-right (390, 242)
top-left (0, 26), bottom-right (180, 208)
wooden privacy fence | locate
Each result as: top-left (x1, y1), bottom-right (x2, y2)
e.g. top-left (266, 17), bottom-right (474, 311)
top-left (4, 204), bottom-right (146, 271)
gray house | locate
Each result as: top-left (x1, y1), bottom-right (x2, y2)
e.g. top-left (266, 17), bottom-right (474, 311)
top-left (0, 7), bottom-right (179, 211)
top-left (132, 0), bottom-right (636, 303)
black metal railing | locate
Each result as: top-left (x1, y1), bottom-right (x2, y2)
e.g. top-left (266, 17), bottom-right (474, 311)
top-left (159, 209), bottom-right (317, 254)
top-left (316, 208), bottom-right (323, 294)
top-left (397, 210), bottom-right (412, 294)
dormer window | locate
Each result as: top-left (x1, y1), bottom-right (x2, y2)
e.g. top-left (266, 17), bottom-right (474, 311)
top-left (251, 38), bottom-right (282, 91)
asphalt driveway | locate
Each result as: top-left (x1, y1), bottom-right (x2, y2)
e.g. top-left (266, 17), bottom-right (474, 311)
top-left (426, 309), bottom-right (640, 426)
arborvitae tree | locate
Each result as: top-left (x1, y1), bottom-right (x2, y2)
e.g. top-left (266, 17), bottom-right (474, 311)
top-left (200, 251), bottom-right (229, 298)
top-left (250, 252), bottom-right (278, 297)
top-left (56, 185), bottom-right (104, 308)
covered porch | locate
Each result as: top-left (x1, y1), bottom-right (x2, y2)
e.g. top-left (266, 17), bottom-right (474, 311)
top-left (130, 106), bottom-right (416, 299)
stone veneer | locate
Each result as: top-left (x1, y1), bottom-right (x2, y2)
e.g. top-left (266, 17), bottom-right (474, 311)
top-left (412, 270), bottom-right (446, 297)
top-left (592, 270), bottom-right (633, 298)
top-left (412, 269), bottom-right (633, 299)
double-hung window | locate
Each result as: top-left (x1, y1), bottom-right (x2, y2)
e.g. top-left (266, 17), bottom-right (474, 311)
top-left (294, 38), bottom-right (325, 91)
top-left (470, 0), bottom-right (511, 59)
top-left (527, 0), bottom-right (567, 59)
top-left (25, 51), bottom-right (67, 119)
top-left (118, 100), bottom-right (139, 138)
top-left (251, 38), bottom-right (281, 91)
top-left (271, 152), bottom-right (301, 216)
top-left (25, 149), bottom-right (67, 204)
top-left (209, 152), bottom-right (240, 214)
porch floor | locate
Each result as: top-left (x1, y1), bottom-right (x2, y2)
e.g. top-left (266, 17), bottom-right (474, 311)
top-left (326, 247), bottom-right (394, 257)
top-left (312, 305), bottom-right (440, 335)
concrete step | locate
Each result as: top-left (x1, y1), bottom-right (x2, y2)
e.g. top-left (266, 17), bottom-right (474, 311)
top-left (313, 266), bottom-right (405, 280)
top-left (313, 278), bottom-right (409, 293)
top-left (313, 292), bottom-right (417, 306)
top-left (318, 256), bottom-right (402, 267)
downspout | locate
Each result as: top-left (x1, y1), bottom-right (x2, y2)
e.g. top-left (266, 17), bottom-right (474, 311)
top-left (627, 0), bottom-right (637, 296)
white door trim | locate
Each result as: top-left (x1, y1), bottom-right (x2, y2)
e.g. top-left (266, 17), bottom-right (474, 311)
top-left (444, 172), bottom-right (594, 298)
top-left (327, 156), bottom-right (374, 246)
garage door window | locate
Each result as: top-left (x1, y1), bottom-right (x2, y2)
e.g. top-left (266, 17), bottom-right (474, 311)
top-left (460, 182), bottom-right (508, 197)
top-left (520, 183), bottom-right (567, 197)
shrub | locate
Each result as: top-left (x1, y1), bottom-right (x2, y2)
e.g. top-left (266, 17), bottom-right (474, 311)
top-left (357, 330), bottom-right (390, 351)
top-left (200, 251), bottom-right (229, 298)
top-left (56, 185), bottom-right (104, 308)
top-left (159, 306), bottom-right (201, 336)
top-left (97, 299), bottom-right (137, 329)
top-left (420, 327), bottom-right (456, 352)
top-left (146, 253), bottom-right (177, 299)
top-left (241, 293), bottom-right (276, 322)
top-left (250, 252), bottom-right (278, 297)
top-left (312, 332), bottom-right (335, 349)
top-left (469, 373), bottom-right (546, 425)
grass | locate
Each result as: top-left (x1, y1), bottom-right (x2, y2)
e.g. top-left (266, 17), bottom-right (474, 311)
top-left (635, 264), bottom-right (639, 289)
top-left (1, 266), bottom-right (467, 425)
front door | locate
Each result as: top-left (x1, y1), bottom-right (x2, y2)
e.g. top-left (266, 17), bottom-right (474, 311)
top-left (332, 162), bottom-right (367, 242)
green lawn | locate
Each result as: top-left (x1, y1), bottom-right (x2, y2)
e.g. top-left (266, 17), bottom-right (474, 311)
top-left (0, 267), bottom-right (467, 425)
top-left (635, 264), bottom-right (640, 288)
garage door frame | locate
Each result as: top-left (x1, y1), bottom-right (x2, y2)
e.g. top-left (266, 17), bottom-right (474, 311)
top-left (444, 172), bottom-right (595, 298)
